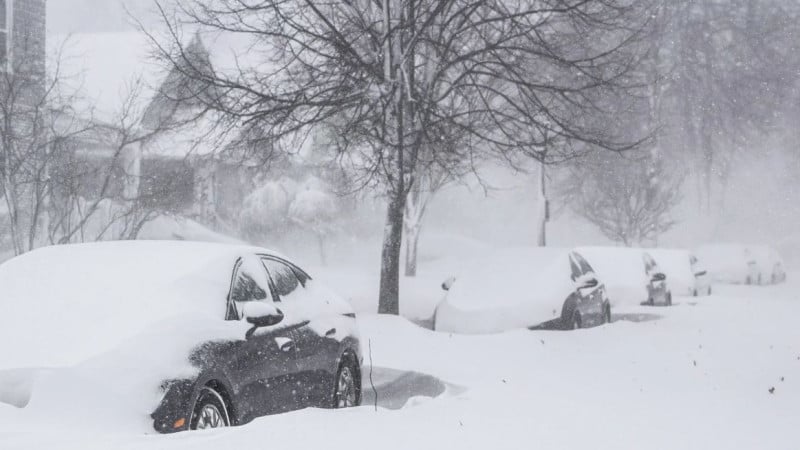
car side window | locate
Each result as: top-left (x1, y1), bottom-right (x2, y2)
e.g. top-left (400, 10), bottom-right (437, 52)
top-left (643, 253), bottom-right (657, 273)
top-left (569, 254), bottom-right (582, 281)
top-left (574, 253), bottom-right (595, 276)
top-left (226, 256), bottom-right (273, 320)
top-left (262, 258), bottom-right (303, 300)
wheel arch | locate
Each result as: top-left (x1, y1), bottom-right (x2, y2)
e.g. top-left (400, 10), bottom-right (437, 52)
top-left (201, 379), bottom-right (235, 426)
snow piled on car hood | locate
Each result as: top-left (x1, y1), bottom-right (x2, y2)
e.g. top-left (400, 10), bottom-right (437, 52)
top-left (435, 247), bottom-right (574, 333)
top-left (0, 241), bottom-right (269, 369)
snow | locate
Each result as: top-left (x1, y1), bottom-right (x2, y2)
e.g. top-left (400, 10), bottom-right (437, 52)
top-left (0, 241), bottom-right (274, 369)
top-left (434, 247), bottom-right (575, 333)
top-left (576, 246), bottom-right (651, 308)
top-left (648, 248), bottom-right (700, 296)
top-left (696, 244), bottom-right (756, 284)
top-left (1, 277), bottom-right (798, 449)
top-left (138, 215), bottom-right (247, 244)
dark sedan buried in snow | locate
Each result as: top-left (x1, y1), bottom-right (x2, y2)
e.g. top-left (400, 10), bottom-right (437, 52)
top-left (0, 241), bottom-right (362, 433)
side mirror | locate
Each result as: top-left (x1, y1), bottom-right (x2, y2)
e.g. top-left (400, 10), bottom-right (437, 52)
top-left (651, 273), bottom-right (666, 282)
top-left (577, 277), bottom-right (599, 290)
top-left (441, 277), bottom-right (456, 292)
top-left (240, 302), bottom-right (284, 328)
top-left (694, 270), bottom-right (707, 277)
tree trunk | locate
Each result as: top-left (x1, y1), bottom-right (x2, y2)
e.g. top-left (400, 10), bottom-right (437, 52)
top-left (404, 224), bottom-right (420, 277)
top-left (378, 188), bottom-right (405, 315)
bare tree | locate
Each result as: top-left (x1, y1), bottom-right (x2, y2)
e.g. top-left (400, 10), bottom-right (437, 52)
top-left (562, 149), bottom-right (682, 247)
top-left (152, 0), bottom-right (649, 314)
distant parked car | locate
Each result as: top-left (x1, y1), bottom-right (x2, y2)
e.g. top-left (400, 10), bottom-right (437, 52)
top-left (433, 248), bottom-right (611, 333)
top-left (689, 254), bottom-right (713, 296)
top-left (749, 245), bottom-right (786, 284)
top-left (0, 242), bottom-right (361, 433)
top-left (642, 252), bottom-right (672, 306)
top-left (577, 247), bottom-right (673, 308)
top-left (696, 244), bottom-right (762, 285)
top-left (648, 249), bottom-right (712, 297)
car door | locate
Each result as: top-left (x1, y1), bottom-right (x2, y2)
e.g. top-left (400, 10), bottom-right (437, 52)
top-left (261, 257), bottom-right (341, 407)
top-left (224, 255), bottom-right (300, 419)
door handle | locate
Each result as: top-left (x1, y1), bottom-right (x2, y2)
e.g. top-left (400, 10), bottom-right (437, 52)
top-left (325, 328), bottom-right (337, 337)
top-left (275, 337), bottom-right (295, 352)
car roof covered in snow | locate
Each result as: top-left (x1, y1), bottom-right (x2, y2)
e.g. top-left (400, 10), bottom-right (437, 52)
top-left (0, 241), bottom-right (281, 369)
top-left (435, 247), bottom-right (578, 333)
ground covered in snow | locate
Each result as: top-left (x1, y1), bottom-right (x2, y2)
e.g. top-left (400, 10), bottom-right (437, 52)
top-left (1, 274), bottom-right (798, 449)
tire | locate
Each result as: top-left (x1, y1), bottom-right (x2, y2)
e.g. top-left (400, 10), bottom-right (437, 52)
top-left (333, 359), bottom-right (361, 408)
top-left (190, 387), bottom-right (230, 431)
top-left (602, 306), bottom-right (612, 324)
top-left (665, 292), bottom-right (673, 306)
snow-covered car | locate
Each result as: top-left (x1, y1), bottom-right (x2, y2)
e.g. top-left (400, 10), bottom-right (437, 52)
top-left (696, 244), bottom-right (759, 284)
top-left (433, 248), bottom-right (611, 334)
top-left (0, 241), bottom-right (361, 433)
top-left (689, 253), bottom-right (713, 296)
top-left (648, 249), bottom-right (712, 297)
top-left (749, 245), bottom-right (786, 284)
top-left (577, 247), bottom-right (672, 307)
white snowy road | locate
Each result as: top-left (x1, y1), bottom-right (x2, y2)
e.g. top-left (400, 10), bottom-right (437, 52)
top-left (1, 281), bottom-right (798, 450)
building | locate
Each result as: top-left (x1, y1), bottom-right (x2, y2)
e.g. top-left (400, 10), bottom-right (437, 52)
top-left (1, 0), bottom-right (46, 75)
top-left (52, 31), bottom-right (271, 231)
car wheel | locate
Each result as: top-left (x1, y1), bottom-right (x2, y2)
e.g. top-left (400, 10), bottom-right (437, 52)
top-left (334, 360), bottom-right (360, 408)
top-left (190, 387), bottom-right (230, 431)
